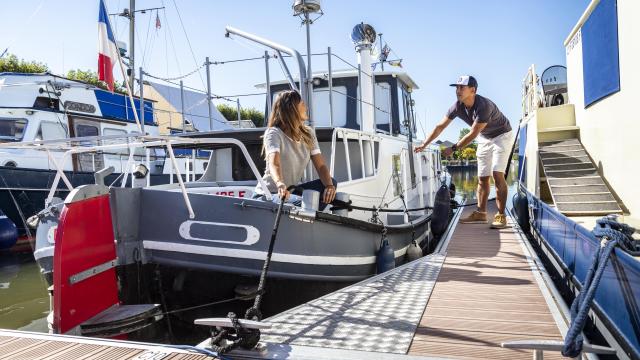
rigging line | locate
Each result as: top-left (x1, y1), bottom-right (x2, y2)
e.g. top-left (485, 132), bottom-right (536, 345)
top-left (162, 7), bottom-right (169, 77)
top-left (0, 0), bottom-right (46, 54)
top-left (328, 88), bottom-right (391, 114)
top-left (144, 64), bottom-right (204, 82)
top-left (161, 0), bottom-right (183, 77)
top-left (171, 0), bottom-right (206, 90)
top-left (141, 6), bottom-right (153, 69)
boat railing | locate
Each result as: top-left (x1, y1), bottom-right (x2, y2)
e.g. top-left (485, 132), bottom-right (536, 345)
top-left (0, 135), bottom-right (270, 219)
top-left (329, 127), bottom-right (381, 182)
top-left (521, 64), bottom-right (542, 120)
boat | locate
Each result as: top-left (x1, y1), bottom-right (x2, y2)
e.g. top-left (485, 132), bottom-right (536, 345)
top-left (11, 16), bottom-right (451, 340)
top-left (512, 0), bottom-right (640, 358)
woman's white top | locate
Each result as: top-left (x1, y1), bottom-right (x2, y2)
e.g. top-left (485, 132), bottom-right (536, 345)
top-left (254, 127), bottom-right (321, 195)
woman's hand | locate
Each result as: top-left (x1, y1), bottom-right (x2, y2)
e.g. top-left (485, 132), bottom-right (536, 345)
top-left (277, 182), bottom-right (290, 200)
top-left (323, 184), bottom-right (336, 204)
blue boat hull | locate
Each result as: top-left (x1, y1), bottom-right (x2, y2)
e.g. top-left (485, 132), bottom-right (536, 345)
top-left (521, 189), bottom-right (640, 359)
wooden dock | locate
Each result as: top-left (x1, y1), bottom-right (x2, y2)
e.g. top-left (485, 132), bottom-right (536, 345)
top-left (0, 329), bottom-right (216, 360)
top-left (407, 205), bottom-right (564, 359)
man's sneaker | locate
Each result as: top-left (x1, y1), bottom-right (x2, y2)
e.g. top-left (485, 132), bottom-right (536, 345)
top-left (459, 210), bottom-right (488, 224)
top-left (490, 213), bottom-right (508, 229)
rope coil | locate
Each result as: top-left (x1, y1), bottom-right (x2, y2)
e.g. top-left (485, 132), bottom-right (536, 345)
top-left (562, 217), bottom-right (637, 357)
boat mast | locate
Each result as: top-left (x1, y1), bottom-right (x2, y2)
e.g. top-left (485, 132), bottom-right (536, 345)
top-left (128, 0), bottom-right (135, 92)
top-left (293, 0), bottom-right (322, 128)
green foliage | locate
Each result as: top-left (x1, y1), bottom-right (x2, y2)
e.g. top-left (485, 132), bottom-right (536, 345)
top-left (459, 128), bottom-right (470, 139)
top-left (0, 54), bottom-right (48, 73)
top-left (66, 69), bottom-right (126, 94)
top-left (460, 147), bottom-right (476, 160)
top-left (217, 103), bottom-right (265, 127)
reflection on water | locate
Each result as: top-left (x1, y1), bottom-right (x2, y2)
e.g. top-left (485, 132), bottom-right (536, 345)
top-left (0, 251), bottom-right (49, 332)
top-left (448, 163), bottom-right (518, 202)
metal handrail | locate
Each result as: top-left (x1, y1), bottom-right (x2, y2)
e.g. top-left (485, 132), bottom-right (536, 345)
top-left (225, 26), bottom-right (311, 127)
top-left (21, 135), bottom-right (272, 216)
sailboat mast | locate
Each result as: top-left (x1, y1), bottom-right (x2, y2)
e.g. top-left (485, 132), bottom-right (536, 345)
top-left (129, 0), bottom-right (135, 92)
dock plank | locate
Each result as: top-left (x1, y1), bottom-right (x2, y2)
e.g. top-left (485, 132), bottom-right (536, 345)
top-left (407, 205), bottom-right (564, 359)
top-left (0, 330), bottom-right (215, 360)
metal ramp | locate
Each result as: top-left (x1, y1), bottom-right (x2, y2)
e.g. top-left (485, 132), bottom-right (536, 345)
top-left (539, 138), bottom-right (623, 215)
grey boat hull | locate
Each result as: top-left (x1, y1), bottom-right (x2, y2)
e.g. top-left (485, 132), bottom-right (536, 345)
top-left (113, 187), bottom-right (434, 282)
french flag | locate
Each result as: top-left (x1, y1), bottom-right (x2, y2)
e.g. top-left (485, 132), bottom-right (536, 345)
top-left (98, 0), bottom-right (118, 91)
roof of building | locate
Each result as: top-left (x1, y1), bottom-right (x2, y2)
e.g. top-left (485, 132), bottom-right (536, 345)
top-left (148, 81), bottom-right (232, 131)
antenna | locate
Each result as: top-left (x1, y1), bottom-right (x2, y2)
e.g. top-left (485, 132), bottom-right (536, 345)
top-left (292, 0), bottom-right (323, 122)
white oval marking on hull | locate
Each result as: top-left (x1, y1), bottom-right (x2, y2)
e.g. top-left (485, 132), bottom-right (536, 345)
top-left (178, 220), bottom-right (260, 246)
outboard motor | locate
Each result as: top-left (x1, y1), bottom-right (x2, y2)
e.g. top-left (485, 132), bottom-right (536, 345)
top-left (0, 209), bottom-right (18, 250)
top-left (431, 184), bottom-right (451, 238)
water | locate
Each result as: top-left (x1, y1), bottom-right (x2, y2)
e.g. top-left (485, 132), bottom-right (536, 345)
top-left (0, 251), bottom-right (49, 332)
top-left (0, 165), bottom-right (518, 335)
top-left (448, 163), bottom-right (518, 203)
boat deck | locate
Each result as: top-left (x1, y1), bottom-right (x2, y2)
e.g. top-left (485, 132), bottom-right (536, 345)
top-left (0, 329), bottom-right (216, 360)
top-left (246, 203), bottom-right (567, 359)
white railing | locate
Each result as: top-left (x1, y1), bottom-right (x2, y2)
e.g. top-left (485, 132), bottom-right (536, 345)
top-left (0, 135), bottom-right (270, 219)
top-left (329, 127), bottom-right (381, 182)
top-left (522, 64), bottom-right (542, 119)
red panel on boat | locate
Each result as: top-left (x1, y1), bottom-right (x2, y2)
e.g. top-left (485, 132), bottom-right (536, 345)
top-left (52, 194), bottom-right (118, 334)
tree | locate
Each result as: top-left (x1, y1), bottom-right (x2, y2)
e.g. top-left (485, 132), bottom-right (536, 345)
top-left (0, 54), bottom-right (48, 73)
top-left (66, 69), bottom-right (126, 94)
top-left (217, 103), bottom-right (265, 127)
top-left (460, 147), bottom-right (476, 160)
top-left (459, 128), bottom-right (470, 139)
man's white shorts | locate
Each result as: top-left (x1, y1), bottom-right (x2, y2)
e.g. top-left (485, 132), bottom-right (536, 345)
top-left (476, 130), bottom-right (515, 177)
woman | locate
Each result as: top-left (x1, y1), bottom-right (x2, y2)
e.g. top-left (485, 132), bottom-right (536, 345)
top-left (253, 90), bottom-right (337, 208)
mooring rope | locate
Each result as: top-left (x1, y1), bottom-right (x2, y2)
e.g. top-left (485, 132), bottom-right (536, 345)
top-left (562, 217), bottom-right (637, 357)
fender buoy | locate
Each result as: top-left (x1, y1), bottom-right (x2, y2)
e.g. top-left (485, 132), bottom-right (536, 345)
top-left (376, 238), bottom-right (395, 273)
top-left (0, 209), bottom-right (18, 250)
top-left (512, 191), bottom-right (530, 233)
top-left (405, 241), bottom-right (422, 262)
top-left (431, 184), bottom-right (451, 237)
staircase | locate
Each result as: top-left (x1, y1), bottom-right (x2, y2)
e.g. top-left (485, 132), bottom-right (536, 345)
top-left (539, 138), bottom-right (623, 216)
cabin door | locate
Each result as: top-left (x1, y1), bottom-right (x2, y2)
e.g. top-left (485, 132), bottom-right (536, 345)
top-left (69, 118), bottom-right (104, 172)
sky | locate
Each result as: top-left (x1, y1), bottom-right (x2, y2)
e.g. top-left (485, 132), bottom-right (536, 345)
top-left (0, 0), bottom-right (590, 142)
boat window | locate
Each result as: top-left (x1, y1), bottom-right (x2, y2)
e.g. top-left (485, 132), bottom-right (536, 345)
top-left (103, 128), bottom-right (129, 156)
top-left (0, 118), bottom-right (27, 142)
top-left (36, 121), bottom-right (67, 141)
top-left (392, 154), bottom-right (402, 196)
top-left (310, 86), bottom-right (347, 127)
top-left (374, 82), bottom-right (392, 125)
top-left (33, 96), bottom-right (59, 110)
top-left (397, 85), bottom-right (410, 136)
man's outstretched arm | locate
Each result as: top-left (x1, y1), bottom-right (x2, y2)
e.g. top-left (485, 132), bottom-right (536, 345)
top-left (456, 121), bottom-right (487, 148)
top-left (414, 116), bottom-right (453, 152)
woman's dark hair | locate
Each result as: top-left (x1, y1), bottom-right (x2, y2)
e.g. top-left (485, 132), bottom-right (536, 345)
top-left (265, 90), bottom-right (314, 154)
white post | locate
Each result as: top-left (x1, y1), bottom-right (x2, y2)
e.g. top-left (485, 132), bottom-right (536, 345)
top-left (167, 142), bottom-right (195, 219)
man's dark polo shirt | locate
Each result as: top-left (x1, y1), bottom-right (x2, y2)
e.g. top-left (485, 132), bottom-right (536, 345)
top-left (446, 95), bottom-right (511, 139)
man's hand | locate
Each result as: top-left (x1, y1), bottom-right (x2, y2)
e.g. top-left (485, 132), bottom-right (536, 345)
top-left (442, 146), bottom-right (454, 157)
top-left (414, 143), bottom-right (427, 153)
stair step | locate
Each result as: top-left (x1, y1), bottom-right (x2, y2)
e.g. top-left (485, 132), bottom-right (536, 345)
top-left (554, 193), bottom-right (616, 202)
top-left (540, 150), bottom-right (588, 159)
top-left (551, 184), bottom-right (610, 194)
top-left (556, 202), bottom-right (622, 213)
top-left (547, 177), bottom-right (604, 186)
top-left (542, 156), bottom-right (590, 165)
top-left (540, 144), bottom-right (584, 152)
top-left (543, 163), bottom-right (595, 171)
top-left (539, 139), bottom-right (581, 147)
top-left (546, 170), bottom-right (600, 178)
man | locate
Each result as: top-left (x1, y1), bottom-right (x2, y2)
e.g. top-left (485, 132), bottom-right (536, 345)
top-left (414, 75), bottom-right (513, 228)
